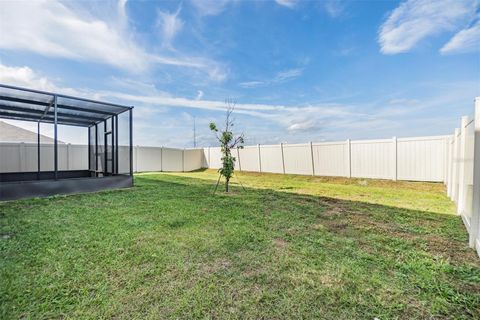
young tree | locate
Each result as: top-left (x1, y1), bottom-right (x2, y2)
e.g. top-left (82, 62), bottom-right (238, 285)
top-left (209, 100), bottom-right (244, 193)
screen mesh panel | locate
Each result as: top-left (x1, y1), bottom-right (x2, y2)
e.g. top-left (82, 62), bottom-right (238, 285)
top-left (117, 111), bottom-right (132, 174)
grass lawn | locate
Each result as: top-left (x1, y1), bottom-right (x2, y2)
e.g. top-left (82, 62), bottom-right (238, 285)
top-left (1, 169), bottom-right (479, 319)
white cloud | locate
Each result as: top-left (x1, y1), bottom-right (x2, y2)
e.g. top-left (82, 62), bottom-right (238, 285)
top-left (324, 0), bottom-right (345, 18)
top-left (0, 0), bottom-right (148, 72)
top-left (0, 63), bottom-right (79, 96)
top-left (207, 66), bottom-right (228, 82)
top-left (0, 64), bottom-right (57, 91)
top-left (378, 0), bottom-right (477, 54)
top-left (2, 62), bottom-right (476, 146)
top-left (441, 21), bottom-right (480, 54)
top-left (195, 90), bottom-right (204, 100)
top-left (240, 68), bottom-right (303, 88)
top-left (156, 6), bottom-right (184, 48)
top-left (239, 81), bottom-right (265, 88)
top-left (287, 120), bottom-right (318, 132)
top-left (274, 68), bottom-right (303, 82)
top-left (275, 0), bottom-right (298, 9)
top-left (387, 98), bottom-right (419, 105)
top-left (0, 0), bottom-right (225, 79)
top-left (191, 0), bottom-right (231, 16)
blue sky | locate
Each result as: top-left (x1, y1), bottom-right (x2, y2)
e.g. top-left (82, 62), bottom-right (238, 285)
top-left (0, 0), bottom-right (479, 146)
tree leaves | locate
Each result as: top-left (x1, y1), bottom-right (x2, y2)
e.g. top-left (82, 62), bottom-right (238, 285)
top-left (209, 102), bottom-right (244, 192)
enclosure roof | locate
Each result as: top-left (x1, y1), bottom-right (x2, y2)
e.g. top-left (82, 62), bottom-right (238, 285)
top-left (0, 84), bottom-right (132, 127)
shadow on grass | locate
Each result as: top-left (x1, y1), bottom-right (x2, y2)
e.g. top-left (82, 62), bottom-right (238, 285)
top-left (1, 172), bottom-right (479, 319)
top-left (136, 173), bottom-right (477, 263)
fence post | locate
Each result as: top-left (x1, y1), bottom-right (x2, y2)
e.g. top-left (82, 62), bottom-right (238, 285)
top-left (280, 143), bottom-right (286, 174)
top-left (447, 136), bottom-right (453, 197)
top-left (160, 147), bottom-right (163, 172)
top-left (392, 136), bottom-right (397, 181)
top-left (19, 142), bottom-right (26, 172)
top-left (237, 147), bottom-right (242, 171)
top-left (310, 141), bottom-right (315, 176)
top-left (451, 128), bottom-right (460, 201)
top-left (258, 144), bottom-right (262, 173)
top-left (346, 139), bottom-right (351, 178)
top-left (182, 148), bottom-right (185, 172)
top-left (469, 98), bottom-right (480, 250)
top-left (458, 116), bottom-right (469, 214)
top-left (444, 137), bottom-right (449, 184)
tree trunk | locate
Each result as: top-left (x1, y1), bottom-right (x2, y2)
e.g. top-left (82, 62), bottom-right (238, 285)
top-left (225, 177), bottom-right (230, 192)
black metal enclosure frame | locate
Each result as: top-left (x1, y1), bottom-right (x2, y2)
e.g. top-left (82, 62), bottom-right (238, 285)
top-left (0, 84), bottom-right (134, 201)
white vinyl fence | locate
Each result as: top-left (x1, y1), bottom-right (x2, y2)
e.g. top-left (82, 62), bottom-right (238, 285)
top-left (2, 102), bottom-right (479, 256)
top-left (0, 143), bottom-right (88, 172)
top-left (446, 98), bottom-right (480, 256)
top-left (204, 135), bottom-right (451, 182)
top-left (0, 144), bottom-right (204, 174)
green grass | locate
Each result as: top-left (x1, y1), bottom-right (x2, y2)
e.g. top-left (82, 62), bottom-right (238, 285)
top-left (1, 169), bottom-right (479, 319)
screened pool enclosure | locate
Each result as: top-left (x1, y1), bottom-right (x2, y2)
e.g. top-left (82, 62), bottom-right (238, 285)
top-left (0, 84), bottom-right (133, 201)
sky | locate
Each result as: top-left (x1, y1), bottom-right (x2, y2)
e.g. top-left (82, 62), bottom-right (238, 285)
top-left (0, 0), bottom-right (479, 147)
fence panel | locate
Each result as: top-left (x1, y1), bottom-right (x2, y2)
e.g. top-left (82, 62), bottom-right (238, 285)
top-left (283, 143), bottom-right (313, 175)
top-left (238, 146), bottom-right (260, 172)
top-left (350, 139), bottom-right (393, 179)
top-left (0, 143), bottom-right (21, 172)
top-left (473, 99), bottom-right (480, 255)
top-left (202, 148), bottom-right (209, 168)
top-left (313, 141), bottom-right (348, 177)
top-left (397, 136), bottom-right (448, 182)
top-left (259, 144), bottom-right (283, 174)
top-left (461, 117), bottom-right (475, 227)
top-left (23, 143), bottom-right (39, 171)
top-left (445, 98), bottom-right (480, 257)
top-left (161, 147), bottom-right (183, 172)
top-left (136, 146), bottom-right (163, 172)
top-left (184, 149), bottom-right (204, 172)
top-left (208, 147), bottom-right (223, 169)
top-left (0, 143), bottom-right (78, 172)
top-left (118, 145), bottom-right (131, 174)
top-left (451, 129), bottom-right (461, 202)
top-left (68, 145), bottom-right (88, 170)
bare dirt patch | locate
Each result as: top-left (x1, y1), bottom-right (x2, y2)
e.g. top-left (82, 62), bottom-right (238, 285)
top-left (424, 234), bottom-right (479, 264)
top-left (199, 258), bottom-right (231, 275)
top-left (274, 238), bottom-right (288, 249)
